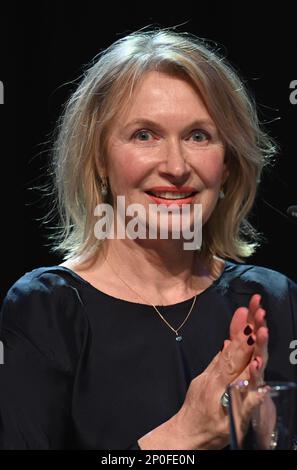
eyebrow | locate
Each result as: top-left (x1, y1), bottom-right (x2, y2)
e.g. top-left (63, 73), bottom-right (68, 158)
top-left (123, 118), bottom-right (217, 132)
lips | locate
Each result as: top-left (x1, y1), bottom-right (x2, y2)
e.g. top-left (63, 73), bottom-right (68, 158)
top-left (146, 186), bottom-right (197, 200)
top-left (145, 186), bottom-right (198, 201)
top-left (145, 186), bottom-right (198, 205)
top-left (147, 186), bottom-right (197, 193)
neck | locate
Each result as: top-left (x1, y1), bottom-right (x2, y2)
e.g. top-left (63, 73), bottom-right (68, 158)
top-left (97, 237), bottom-right (215, 301)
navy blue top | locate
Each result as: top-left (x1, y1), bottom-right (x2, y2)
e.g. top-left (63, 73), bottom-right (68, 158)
top-left (0, 260), bottom-right (296, 449)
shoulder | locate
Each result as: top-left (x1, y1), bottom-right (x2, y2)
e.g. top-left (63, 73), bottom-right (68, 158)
top-left (0, 266), bottom-right (88, 373)
top-left (222, 262), bottom-right (297, 345)
top-left (227, 261), bottom-right (291, 285)
top-left (2, 266), bottom-right (85, 309)
top-left (223, 260), bottom-right (297, 304)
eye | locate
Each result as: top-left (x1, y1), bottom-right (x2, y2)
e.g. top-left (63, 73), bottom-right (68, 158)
top-left (188, 129), bottom-right (210, 142)
top-left (133, 130), bottom-right (154, 141)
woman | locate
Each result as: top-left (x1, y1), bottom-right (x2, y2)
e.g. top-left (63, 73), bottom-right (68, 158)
top-left (0, 29), bottom-right (296, 450)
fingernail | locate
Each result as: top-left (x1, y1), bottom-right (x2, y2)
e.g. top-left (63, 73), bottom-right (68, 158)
top-left (247, 335), bottom-right (255, 345)
top-left (244, 325), bottom-right (252, 336)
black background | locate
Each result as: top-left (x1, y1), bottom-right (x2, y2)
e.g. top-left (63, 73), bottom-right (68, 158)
top-left (1, 2), bottom-right (297, 301)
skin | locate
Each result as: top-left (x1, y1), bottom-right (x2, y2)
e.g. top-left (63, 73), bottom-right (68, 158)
top-left (106, 70), bottom-right (228, 229)
top-left (94, 70), bottom-right (229, 304)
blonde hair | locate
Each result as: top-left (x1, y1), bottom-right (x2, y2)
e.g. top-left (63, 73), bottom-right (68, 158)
top-left (44, 28), bottom-right (277, 263)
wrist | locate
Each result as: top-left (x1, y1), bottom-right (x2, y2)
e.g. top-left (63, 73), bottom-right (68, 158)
top-left (138, 410), bottom-right (202, 450)
top-left (174, 406), bottom-right (206, 449)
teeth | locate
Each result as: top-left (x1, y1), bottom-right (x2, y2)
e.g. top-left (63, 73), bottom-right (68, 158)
top-left (151, 191), bottom-right (193, 199)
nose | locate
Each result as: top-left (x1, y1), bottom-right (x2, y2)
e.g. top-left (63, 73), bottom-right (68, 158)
top-left (159, 139), bottom-right (191, 182)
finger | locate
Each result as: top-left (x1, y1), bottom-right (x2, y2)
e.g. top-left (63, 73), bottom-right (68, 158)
top-left (256, 325), bottom-right (268, 348)
top-left (249, 358), bottom-right (263, 386)
top-left (253, 326), bottom-right (269, 369)
top-left (247, 294), bottom-right (262, 321)
top-left (239, 386), bottom-right (269, 434)
top-left (230, 296), bottom-right (266, 342)
top-left (228, 326), bottom-right (269, 386)
top-left (231, 362), bottom-right (251, 385)
top-left (254, 307), bottom-right (266, 326)
top-left (229, 306), bottom-right (249, 339)
top-left (217, 326), bottom-right (255, 387)
top-left (246, 327), bottom-right (269, 388)
top-left (247, 295), bottom-right (267, 331)
top-left (254, 309), bottom-right (267, 335)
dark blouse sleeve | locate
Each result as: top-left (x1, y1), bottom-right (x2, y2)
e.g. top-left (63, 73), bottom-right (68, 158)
top-left (288, 277), bottom-right (297, 338)
top-left (0, 271), bottom-right (87, 449)
top-left (126, 442), bottom-right (141, 450)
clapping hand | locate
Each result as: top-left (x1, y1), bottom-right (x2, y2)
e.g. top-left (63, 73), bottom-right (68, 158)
top-left (226, 294), bottom-right (268, 385)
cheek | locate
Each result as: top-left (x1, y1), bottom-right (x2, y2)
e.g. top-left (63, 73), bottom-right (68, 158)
top-left (193, 152), bottom-right (225, 187)
top-left (107, 147), bottom-right (150, 190)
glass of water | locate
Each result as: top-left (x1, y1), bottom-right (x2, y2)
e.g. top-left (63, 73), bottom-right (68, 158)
top-left (227, 380), bottom-right (297, 449)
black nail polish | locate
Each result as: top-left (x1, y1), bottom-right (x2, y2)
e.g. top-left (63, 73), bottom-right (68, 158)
top-left (244, 325), bottom-right (252, 336)
top-left (247, 335), bottom-right (255, 346)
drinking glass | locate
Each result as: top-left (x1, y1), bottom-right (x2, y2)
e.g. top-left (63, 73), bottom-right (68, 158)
top-left (227, 380), bottom-right (297, 449)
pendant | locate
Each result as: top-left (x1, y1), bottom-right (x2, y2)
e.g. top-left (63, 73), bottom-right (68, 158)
top-left (176, 335), bottom-right (183, 342)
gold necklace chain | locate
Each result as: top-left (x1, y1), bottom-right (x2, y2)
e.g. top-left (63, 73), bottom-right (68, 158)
top-left (105, 256), bottom-right (197, 342)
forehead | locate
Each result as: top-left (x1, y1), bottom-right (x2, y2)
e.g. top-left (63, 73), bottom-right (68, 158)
top-left (116, 70), bottom-right (212, 124)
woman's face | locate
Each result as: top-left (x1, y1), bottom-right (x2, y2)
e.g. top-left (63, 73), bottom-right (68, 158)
top-left (105, 71), bottom-right (228, 234)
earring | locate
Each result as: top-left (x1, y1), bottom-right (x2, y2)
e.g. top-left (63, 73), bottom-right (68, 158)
top-left (219, 189), bottom-right (225, 200)
top-left (100, 178), bottom-right (108, 198)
